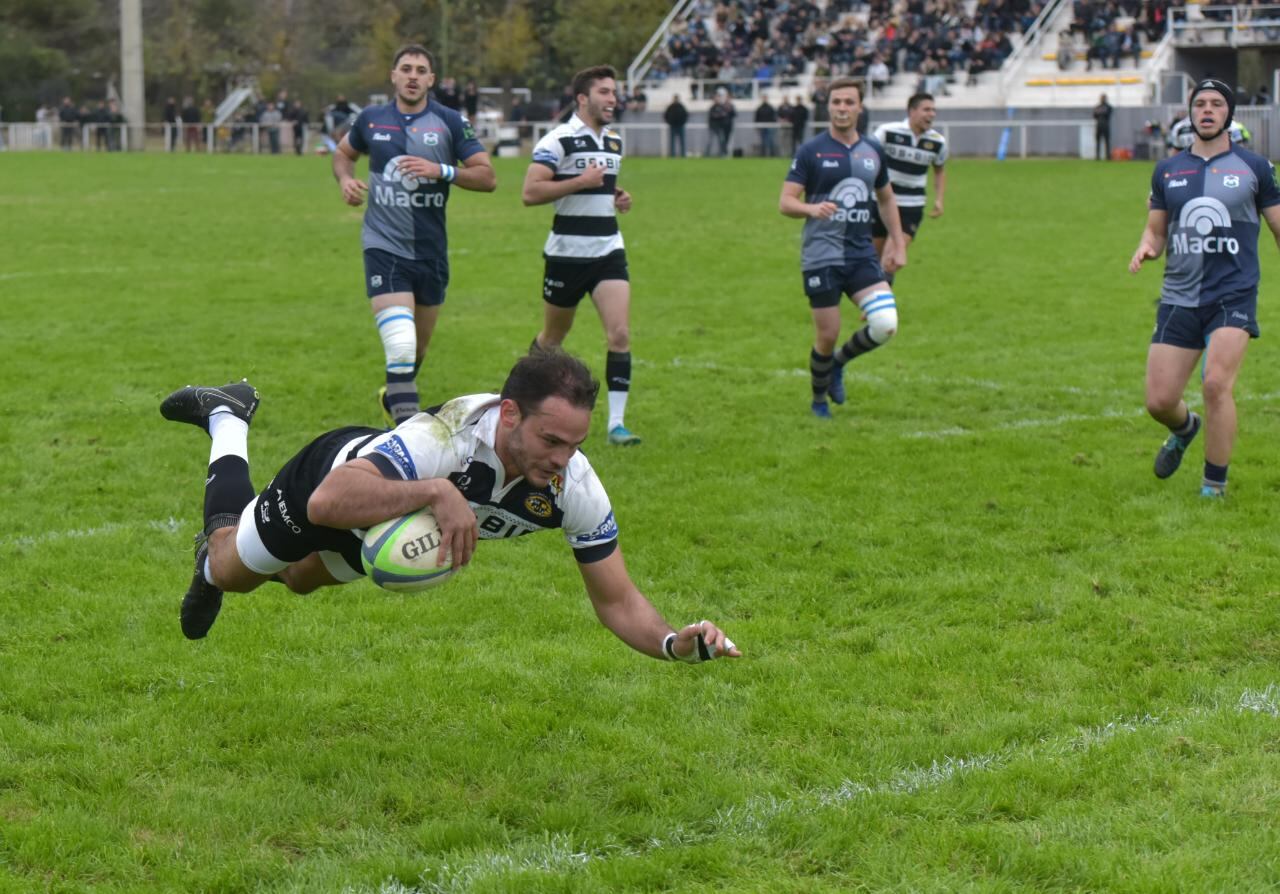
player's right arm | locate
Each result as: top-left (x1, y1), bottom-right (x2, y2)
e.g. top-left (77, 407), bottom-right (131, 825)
top-left (307, 459), bottom-right (477, 568)
top-left (1128, 209), bottom-right (1168, 272)
top-left (332, 134), bottom-right (368, 207)
top-left (521, 159), bottom-right (607, 205)
top-left (779, 181), bottom-right (835, 219)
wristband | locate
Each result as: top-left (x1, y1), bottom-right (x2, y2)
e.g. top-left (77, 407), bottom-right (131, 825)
top-left (662, 632), bottom-right (680, 661)
top-left (440, 163), bottom-right (456, 182)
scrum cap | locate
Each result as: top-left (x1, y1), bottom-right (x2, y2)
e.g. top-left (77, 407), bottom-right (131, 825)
top-left (1188, 78), bottom-right (1235, 127)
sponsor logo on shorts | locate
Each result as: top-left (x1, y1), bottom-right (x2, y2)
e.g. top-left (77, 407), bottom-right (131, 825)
top-left (370, 274), bottom-right (383, 288)
top-left (524, 494), bottom-right (553, 518)
top-left (1232, 310), bottom-right (1250, 321)
top-left (808, 275), bottom-right (822, 288)
top-left (374, 435), bottom-right (418, 480)
top-left (275, 488), bottom-right (303, 534)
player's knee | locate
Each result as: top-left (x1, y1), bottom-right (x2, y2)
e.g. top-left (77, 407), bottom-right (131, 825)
top-left (864, 291), bottom-right (898, 344)
top-left (374, 307), bottom-right (417, 370)
top-left (1202, 373), bottom-right (1234, 406)
top-left (605, 323), bottom-right (630, 352)
top-left (277, 565), bottom-right (320, 595)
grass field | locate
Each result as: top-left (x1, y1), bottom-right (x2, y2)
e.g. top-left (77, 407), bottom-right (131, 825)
top-left (3, 150), bottom-right (1280, 893)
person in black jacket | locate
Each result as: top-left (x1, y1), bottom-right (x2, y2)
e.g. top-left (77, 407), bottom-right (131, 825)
top-left (664, 95), bottom-right (688, 157)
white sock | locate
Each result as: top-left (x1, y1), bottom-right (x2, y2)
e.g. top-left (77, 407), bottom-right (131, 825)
top-left (607, 391), bottom-right (629, 431)
top-left (208, 409), bottom-right (249, 464)
top-left (203, 554), bottom-right (216, 586)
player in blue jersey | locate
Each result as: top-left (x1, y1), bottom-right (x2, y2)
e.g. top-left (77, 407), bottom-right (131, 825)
top-left (779, 77), bottom-right (907, 419)
top-left (1129, 79), bottom-right (1280, 497)
top-left (333, 44), bottom-right (496, 426)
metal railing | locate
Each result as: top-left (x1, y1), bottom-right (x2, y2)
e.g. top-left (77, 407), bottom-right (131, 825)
top-left (627, 0), bottom-right (701, 86)
top-left (1169, 4), bottom-right (1280, 45)
top-left (999, 0), bottom-right (1068, 99)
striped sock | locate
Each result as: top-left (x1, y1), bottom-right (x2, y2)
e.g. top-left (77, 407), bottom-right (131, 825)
top-left (810, 349), bottom-right (833, 402)
top-left (834, 327), bottom-right (880, 365)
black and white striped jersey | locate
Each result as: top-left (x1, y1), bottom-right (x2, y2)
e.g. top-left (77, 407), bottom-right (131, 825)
top-left (871, 119), bottom-right (947, 209)
top-left (531, 114), bottom-right (625, 260)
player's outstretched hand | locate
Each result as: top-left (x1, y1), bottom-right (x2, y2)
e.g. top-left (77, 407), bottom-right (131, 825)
top-left (430, 487), bottom-right (478, 570)
top-left (1129, 243), bottom-right (1159, 273)
top-left (673, 619), bottom-right (742, 660)
top-left (340, 177), bottom-right (368, 207)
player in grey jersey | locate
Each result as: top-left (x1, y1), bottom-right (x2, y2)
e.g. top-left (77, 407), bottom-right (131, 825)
top-left (333, 44), bottom-right (495, 426)
top-left (160, 352), bottom-right (741, 664)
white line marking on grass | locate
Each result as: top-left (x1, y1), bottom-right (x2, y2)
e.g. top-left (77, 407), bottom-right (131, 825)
top-left (1, 517), bottom-right (182, 551)
top-left (347, 690), bottom-right (1275, 894)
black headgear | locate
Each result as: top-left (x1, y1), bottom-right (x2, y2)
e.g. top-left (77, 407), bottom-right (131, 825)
top-left (1188, 78), bottom-right (1235, 135)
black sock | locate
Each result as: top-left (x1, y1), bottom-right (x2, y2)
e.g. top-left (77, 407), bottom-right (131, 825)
top-left (606, 351), bottom-right (631, 393)
top-left (1203, 461), bottom-right (1228, 487)
top-left (810, 349), bottom-right (833, 401)
top-left (203, 456), bottom-right (255, 533)
top-left (833, 327), bottom-right (881, 365)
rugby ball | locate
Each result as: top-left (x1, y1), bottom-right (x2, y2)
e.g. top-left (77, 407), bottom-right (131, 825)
top-left (361, 507), bottom-right (457, 592)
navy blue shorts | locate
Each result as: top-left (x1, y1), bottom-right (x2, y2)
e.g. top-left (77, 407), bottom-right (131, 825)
top-left (542, 250), bottom-right (629, 308)
top-left (1152, 296), bottom-right (1260, 349)
top-left (802, 260), bottom-right (888, 309)
top-left (872, 204), bottom-right (924, 239)
top-left (363, 249), bottom-right (448, 307)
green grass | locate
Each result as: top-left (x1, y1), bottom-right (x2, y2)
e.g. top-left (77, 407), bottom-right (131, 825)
top-left (3, 152), bottom-right (1280, 893)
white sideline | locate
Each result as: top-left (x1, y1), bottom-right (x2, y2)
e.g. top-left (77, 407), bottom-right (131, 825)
top-left (348, 687), bottom-right (1277, 894)
top-left (1, 517), bottom-right (182, 551)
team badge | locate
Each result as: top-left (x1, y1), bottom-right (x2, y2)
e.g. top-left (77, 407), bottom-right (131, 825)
top-left (863, 158), bottom-right (874, 170)
top-left (371, 275), bottom-right (383, 287)
top-left (549, 474), bottom-right (563, 496)
top-left (1224, 175), bottom-right (1240, 188)
top-left (524, 494), bottom-right (553, 518)
top-left (424, 132), bottom-right (439, 146)
top-left (604, 137), bottom-right (622, 153)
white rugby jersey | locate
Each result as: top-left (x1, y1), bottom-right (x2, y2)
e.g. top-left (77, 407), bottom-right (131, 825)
top-left (872, 119), bottom-right (948, 208)
top-left (347, 394), bottom-right (619, 559)
top-left (1168, 117), bottom-right (1248, 150)
top-left (530, 114), bottom-right (625, 260)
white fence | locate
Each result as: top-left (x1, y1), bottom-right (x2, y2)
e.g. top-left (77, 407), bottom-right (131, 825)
top-left (5, 109), bottom-right (1277, 159)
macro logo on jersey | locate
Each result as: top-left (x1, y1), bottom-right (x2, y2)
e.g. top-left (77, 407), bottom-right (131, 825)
top-left (1172, 197), bottom-right (1238, 255)
top-left (829, 177), bottom-right (871, 223)
top-left (373, 156), bottom-right (445, 209)
top-left (382, 155), bottom-right (423, 190)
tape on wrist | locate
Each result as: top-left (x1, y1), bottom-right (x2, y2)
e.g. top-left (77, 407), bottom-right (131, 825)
top-left (440, 163), bottom-right (456, 182)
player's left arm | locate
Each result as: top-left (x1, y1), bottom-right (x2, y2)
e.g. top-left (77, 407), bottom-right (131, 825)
top-left (1262, 204), bottom-right (1280, 251)
top-left (930, 165), bottom-right (946, 217)
top-left (395, 150), bottom-right (495, 192)
top-left (876, 183), bottom-right (908, 272)
top-left (578, 548), bottom-right (741, 661)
